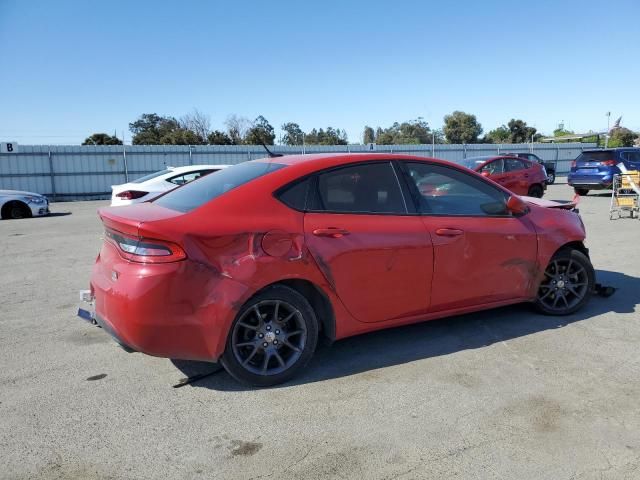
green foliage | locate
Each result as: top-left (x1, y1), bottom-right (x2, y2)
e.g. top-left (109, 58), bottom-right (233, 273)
top-left (82, 133), bottom-right (122, 145)
top-left (207, 130), bottom-right (233, 145)
top-left (281, 122), bottom-right (304, 146)
top-left (304, 127), bottom-right (348, 145)
top-left (363, 126), bottom-right (375, 144)
top-left (443, 111), bottom-right (483, 144)
top-left (367, 118), bottom-right (438, 145)
top-left (507, 119), bottom-right (539, 143)
top-left (553, 128), bottom-right (574, 137)
top-left (129, 113), bottom-right (185, 145)
top-left (245, 116), bottom-right (276, 145)
top-left (483, 125), bottom-right (509, 144)
top-left (607, 128), bottom-right (638, 147)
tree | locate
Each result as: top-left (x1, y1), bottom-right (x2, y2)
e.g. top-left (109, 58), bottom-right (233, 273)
top-left (161, 128), bottom-right (205, 145)
top-left (207, 130), bottom-right (233, 145)
top-left (245, 115), bottom-right (276, 145)
top-left (180, 109), bottom-right (211, 141)
top-left (82, 133), bottom-right (122, 145)
top-left (608, 127), bottom-right (638, 147)
top-left (304, 127), bottom-right (348, 145)
top-left (443, 111), bottom-right (483, 144)
top-left (370, 118), bottom-right (437, 145)
top-left (363, 126), bottom-right (375, 144)
top-left (281, 122), bottom-right (304, 146)
top-left (507, 119), bottom-right (539, 143)
top-left (483, 125), bottom-right (510, 144)
top-left (224, 114), bottom-right (252, 144)
top-left (553, 127), bottom-right (574, 137)
top-left (129, 113), bottom-right (182, 145)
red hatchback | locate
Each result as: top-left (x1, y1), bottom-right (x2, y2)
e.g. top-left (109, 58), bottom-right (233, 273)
top-left (462, 155), bottom-right (547, 198)
top-left (80, 154), bottom-right (595, 386)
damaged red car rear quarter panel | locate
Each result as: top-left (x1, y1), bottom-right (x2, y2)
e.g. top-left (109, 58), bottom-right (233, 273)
top-left (104, 161), bottom-right (352, 361)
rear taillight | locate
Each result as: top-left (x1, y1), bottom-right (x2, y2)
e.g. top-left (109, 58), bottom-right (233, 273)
top-left (600, 159), bottom-right (617, 166)
top-left (115, 190), bottom-right (148, 200)
top-left (104, 228), bottom-right (186, 263)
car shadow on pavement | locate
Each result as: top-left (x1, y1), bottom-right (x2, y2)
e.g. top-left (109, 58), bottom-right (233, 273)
top-left (171, 269), bottom-right (639, 391)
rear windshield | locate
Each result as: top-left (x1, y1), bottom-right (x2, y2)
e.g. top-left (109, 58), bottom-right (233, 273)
top-left (131, 169), bottom-right (170, 184)
top-left (154, 161), bottom-right (286, 212)
top-left (576, 151), bottom-right (614, 163)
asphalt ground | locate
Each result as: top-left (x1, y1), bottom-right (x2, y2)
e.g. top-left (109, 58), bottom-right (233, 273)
top-left (1, 181), bottom-right (639, 479)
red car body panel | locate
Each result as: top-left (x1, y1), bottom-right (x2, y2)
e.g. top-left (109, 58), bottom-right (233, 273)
top-left (90, 154), bottom-right (587, 362)
top-left (474, 156), bottom-right (547, 195)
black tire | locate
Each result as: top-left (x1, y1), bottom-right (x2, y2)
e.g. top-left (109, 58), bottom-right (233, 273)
top-left (534, 249), bottom-right (594, 316)
top-left (1, 201), bottom-right (31, 220)
top-left (528, 184), bottom-right (544, 198)
top-left (221, 285), bottom-right (318, 387)
top-left (546, 171), bottom-right (556, 184)
top-left (574, 188), bottom-right (589, 196)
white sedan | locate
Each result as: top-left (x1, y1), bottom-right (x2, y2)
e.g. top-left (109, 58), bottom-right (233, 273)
top-left (110, 164), bottom-right (229, 206)
top-left (0, 190), bottom-right (50, 219)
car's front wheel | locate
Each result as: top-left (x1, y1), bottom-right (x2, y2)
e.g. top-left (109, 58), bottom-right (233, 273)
top-left (535, 249), bottom-right (594, 315)
top-left (221, 285), bottom-right (318, 387)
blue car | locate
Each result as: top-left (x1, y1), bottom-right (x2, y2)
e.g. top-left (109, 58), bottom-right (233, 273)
top-left (568, 148), bottom-right (640, 195)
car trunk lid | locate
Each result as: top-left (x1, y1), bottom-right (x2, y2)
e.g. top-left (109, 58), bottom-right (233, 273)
top-left (98, 203), bottom-right (184, 237)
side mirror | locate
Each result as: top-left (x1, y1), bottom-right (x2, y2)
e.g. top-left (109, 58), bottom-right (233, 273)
top-left (481, 171), bottom-right (491, 177)
top-left (506, 195), bottom-right (528, 215)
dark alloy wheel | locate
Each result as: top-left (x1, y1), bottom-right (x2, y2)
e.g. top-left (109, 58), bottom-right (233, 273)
top-left (6, 201), bottom-right (31, 220)
top-left (221, 285), bottom-right (318, 387)
top-left (574, 188), bottom-right (589, 196)
top-left (535, 249), bottom-right (594, 315)
top-left (528, 184), bottom-right (544, 198)
top-left (546, 171), bottom-right (556, 184)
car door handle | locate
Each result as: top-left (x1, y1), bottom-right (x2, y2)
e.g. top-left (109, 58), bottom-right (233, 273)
top-left (435, 228), bottom-right (464, 237)
top-left (313, 228), bottom-right (350, 238)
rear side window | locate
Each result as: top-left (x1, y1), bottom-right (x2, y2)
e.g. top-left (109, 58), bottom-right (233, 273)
top-left (277, 179), bottom-right (310, 211)
top-left (504, 159), bottom-right (527, 172)
top-left (154, 161), bottom-right (286, 212)
top-left (575, 151), bottom-right (614, 163)
top-left (131, 169), bottom-right (169, 184)
top-left (167, 169), bottom-right (216, 185)
top-left (311, 162), bottom-right (406, 214)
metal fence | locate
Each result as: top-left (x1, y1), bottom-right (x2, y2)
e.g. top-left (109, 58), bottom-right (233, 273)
top-left (0, 143), bottom-right (596, 200)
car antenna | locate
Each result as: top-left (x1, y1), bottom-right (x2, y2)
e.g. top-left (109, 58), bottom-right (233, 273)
top-left (261, 142), bottom-right (284, 158)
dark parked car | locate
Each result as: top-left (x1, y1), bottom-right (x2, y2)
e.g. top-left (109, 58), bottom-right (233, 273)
top-left (506, 153), bottom-right (557, 184)
top-left (568, 148), bottom-right (640, 196)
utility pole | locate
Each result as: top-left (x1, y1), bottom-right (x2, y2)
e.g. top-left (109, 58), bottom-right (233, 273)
top-left (605, 112), bottom-right (611, 148)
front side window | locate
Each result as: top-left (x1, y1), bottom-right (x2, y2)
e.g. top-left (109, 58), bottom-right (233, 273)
top-left (404, 162), bottom-right (509, 216)
top-left (311, 162), bottom-right (406, 214)
top-left (480, 159), bottom-right (504, 175)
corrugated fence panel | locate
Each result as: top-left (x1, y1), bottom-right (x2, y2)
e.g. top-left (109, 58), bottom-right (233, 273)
top-left (0, 143), bottom-right (597, 200)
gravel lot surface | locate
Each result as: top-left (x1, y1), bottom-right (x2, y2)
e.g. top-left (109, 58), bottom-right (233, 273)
top-left (1, 182), bottom-right (639, 479)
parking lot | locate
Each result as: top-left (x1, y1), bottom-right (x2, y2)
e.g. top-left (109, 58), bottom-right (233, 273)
top-left (1, 181), bottom-right (639, 479)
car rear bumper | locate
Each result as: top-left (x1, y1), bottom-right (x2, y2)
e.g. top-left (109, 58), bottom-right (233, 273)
top-left (567, 173), bottom-right (613, 190)
top-left (87, 243), bottom-right (249, 362)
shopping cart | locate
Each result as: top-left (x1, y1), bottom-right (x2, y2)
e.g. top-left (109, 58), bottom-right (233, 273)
top-left (609, 171), bottom-right (640, 219)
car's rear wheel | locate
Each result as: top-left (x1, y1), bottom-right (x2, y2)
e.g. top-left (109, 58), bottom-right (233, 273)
top-left (1, 201), bottom-right (31, 220)
top-left (546, 171), bottom-right (556, 184)
top-left (574, 188), bottom-right (589, 196)
top-left (528, 184), bottom-right (544, 198)
top-left (221, 285), bottom-right (318, 387)
top-left (535, 249), bottom-right (594, 315)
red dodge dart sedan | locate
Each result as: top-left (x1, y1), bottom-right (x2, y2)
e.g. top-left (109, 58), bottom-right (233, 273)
top-left (462, 155), bottom-right (547, 197)
top-left (80, 153), bottom-right (595, 386)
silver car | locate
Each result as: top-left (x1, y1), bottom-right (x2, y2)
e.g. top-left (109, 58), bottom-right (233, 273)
top-left (0, 190), bottom-right (50, 219)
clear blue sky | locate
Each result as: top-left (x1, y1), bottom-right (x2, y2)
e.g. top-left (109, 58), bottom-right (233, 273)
top-left (1, 0), bottom-right (639, 145)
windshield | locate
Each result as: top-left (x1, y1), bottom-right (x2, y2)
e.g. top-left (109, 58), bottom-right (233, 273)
top-left (460, 158), bottom-right (489, 169)
top-left (131, 169), bottom-right (170, 184)
top-left (154, 161), bottom-right (286, 212)
top-left (575, 151), bottom-right (614, 163)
